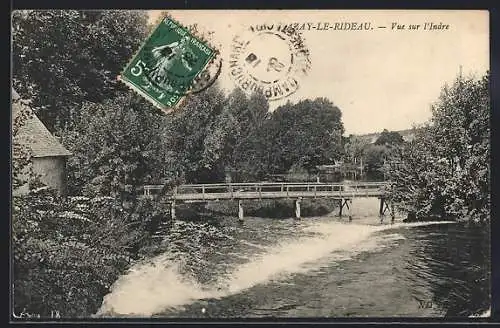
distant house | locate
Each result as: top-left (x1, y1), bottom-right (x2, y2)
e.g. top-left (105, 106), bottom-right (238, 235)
top-left (12, 88), bottom-right (72, 196)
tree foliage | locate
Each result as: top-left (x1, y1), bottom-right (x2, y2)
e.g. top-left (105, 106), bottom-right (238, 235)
top-left (11, 10), bottom-right (353, 316)
top-left (374, 129), bottom-right (404, 146)
top-left (203, 88), bottom-right (270, 181)
top-left (168, 83), bottom-right (227, 183)
top-left (266, 98), bottom-right (345, 173)
top-left (387, 72), bottom-right (490, 223)
top-left (13, 192), bottom-right (132, 317)
top-left (12, 96), bottom-right (169, 318)
top-left (165, 91), bottom-right (345, 181)
top-left (344, 135), bottom-right (371, 164)
top-left (343, 130), bottom-right (406, 181)
top-left (12, 10), bottom-right (149, 132)
top-left (61, 92), bottom-right (172, 198)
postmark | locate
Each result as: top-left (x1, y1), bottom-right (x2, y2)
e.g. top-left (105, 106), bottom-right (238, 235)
top-left (119, 15), bottom-right (219, 113)
top-left (229, 24), bottom-right (311, 101)
top-left (165, 51), bottom-right (222, 96)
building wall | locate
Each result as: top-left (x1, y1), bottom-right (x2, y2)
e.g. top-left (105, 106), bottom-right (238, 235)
top-left (32, 156), bottom-right (68, 196)
top-left (12, 181), bottom-right (29, 196)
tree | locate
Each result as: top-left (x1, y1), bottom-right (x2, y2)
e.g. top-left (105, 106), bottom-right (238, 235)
top-left (232, 91), bottom-right (271, 180)
top-left (168, 83), bottom-right (227, 183)
top-left (387, 72), bottom-right (490, 223)
top-left (204, 89), bottom-right (270, 181)
top-left (201, 88), bottom-right (247, 176)
top-left (61, 92), bottom-right (172, 198)
top-left (266, 98), bottom-right (345, 173)
top-left (385, 125), bottom-right (445, 215)
top-left (363, 144), bottom-right (389, 180)
top-left (374, 129), bottom-right (404, 146)
top-left (13, 191), bottom-right (139, 318)
top-left (12, 10), bottom-right (149, 132)
top-left (344, 134), bottom-right (371, 163)
top-left (12, 95), bottom-right (160, 318)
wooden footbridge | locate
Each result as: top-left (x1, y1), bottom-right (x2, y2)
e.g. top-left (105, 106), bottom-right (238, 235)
top-left (140, 181), bottom-right (395, 222)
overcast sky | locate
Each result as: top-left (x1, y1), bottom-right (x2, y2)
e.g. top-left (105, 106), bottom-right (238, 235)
top-left (148, 10), bottom-right (488, 134)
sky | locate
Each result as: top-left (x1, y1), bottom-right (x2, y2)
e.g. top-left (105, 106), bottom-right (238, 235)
top-left (148, 10), bottom-right (489, 135)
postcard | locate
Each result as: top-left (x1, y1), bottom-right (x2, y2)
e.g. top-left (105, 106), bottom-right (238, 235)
top-left (11, 9), bottom-right (490, 320)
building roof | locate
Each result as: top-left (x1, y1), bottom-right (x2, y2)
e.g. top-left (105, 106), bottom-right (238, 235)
top-left (12, 88), bottom-right (72, 158)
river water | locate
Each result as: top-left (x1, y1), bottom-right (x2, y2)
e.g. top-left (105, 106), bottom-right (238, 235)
top-left (97, 198), bottom-right (490, 318)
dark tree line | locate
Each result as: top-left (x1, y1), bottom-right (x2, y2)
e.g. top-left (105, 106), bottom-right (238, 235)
top-left (168, 89), bottom-right (345, 183)
top-left (375, 129), bottom-right (404, 146)
top-left (266, 98), bottom-right (344, 175)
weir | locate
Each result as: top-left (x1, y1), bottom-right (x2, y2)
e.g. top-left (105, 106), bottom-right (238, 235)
top-left (141, 181), bottom-right (392, 222)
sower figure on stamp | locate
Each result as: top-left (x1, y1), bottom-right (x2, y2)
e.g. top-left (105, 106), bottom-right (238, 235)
top-left (149, 35), bottom-right (197, 89)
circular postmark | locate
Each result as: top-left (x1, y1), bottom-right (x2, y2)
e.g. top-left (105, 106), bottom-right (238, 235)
top-left (166, 53), bottom-right (222, 95)
top-left (229, 24), bottom-right (311, 100)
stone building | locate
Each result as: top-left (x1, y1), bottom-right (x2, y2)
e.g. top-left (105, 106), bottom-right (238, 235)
top-left (12, 89), bottom-right (72, 196)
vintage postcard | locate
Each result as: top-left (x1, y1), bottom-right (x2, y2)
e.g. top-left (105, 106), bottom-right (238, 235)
top-left (11, 9), bottom-right (490, 320)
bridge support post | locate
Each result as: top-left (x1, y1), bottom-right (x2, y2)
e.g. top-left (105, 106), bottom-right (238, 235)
top-left (379, 197), bottom-right (391, 223)
top-left (171, 200), bottom-right (176, 220)
top-left (379, 197), bottom-right (384, 223)
top-left (338, 199), bottom-right (352, 221)
top-left (238, 200), bottom-right (244, 222)
top-left (347, 199), bottom-right (352, 222)
top-left (338, 199), bottom-right (343, 218)
top-left (295, 198), bottom-right (301, 219)
top-left (390, 202), bottom-right (395, 224)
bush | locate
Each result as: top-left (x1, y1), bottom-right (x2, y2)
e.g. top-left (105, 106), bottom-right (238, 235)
top-left (388, 72), bottom-right (489, 224)
top-left (12, 186), bottom-right (170, 318)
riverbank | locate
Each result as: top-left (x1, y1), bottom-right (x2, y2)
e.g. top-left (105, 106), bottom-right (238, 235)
top-left (402, 211), bottom-right (490, 227)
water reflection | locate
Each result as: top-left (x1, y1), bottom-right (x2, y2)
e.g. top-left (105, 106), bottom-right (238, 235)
top-left (405, 224), bottom-right (490, 317)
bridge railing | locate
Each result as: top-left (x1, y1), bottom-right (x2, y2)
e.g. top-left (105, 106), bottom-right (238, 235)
top-left (141, 182), bottom-right (389, 198)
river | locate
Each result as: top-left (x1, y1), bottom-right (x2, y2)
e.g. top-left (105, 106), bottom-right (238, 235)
top-left (96, 198), bottom-right (490, 318)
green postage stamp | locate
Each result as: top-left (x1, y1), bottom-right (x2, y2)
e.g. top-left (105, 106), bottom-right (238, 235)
top-left (119, 15), bottom-right (217, 112)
